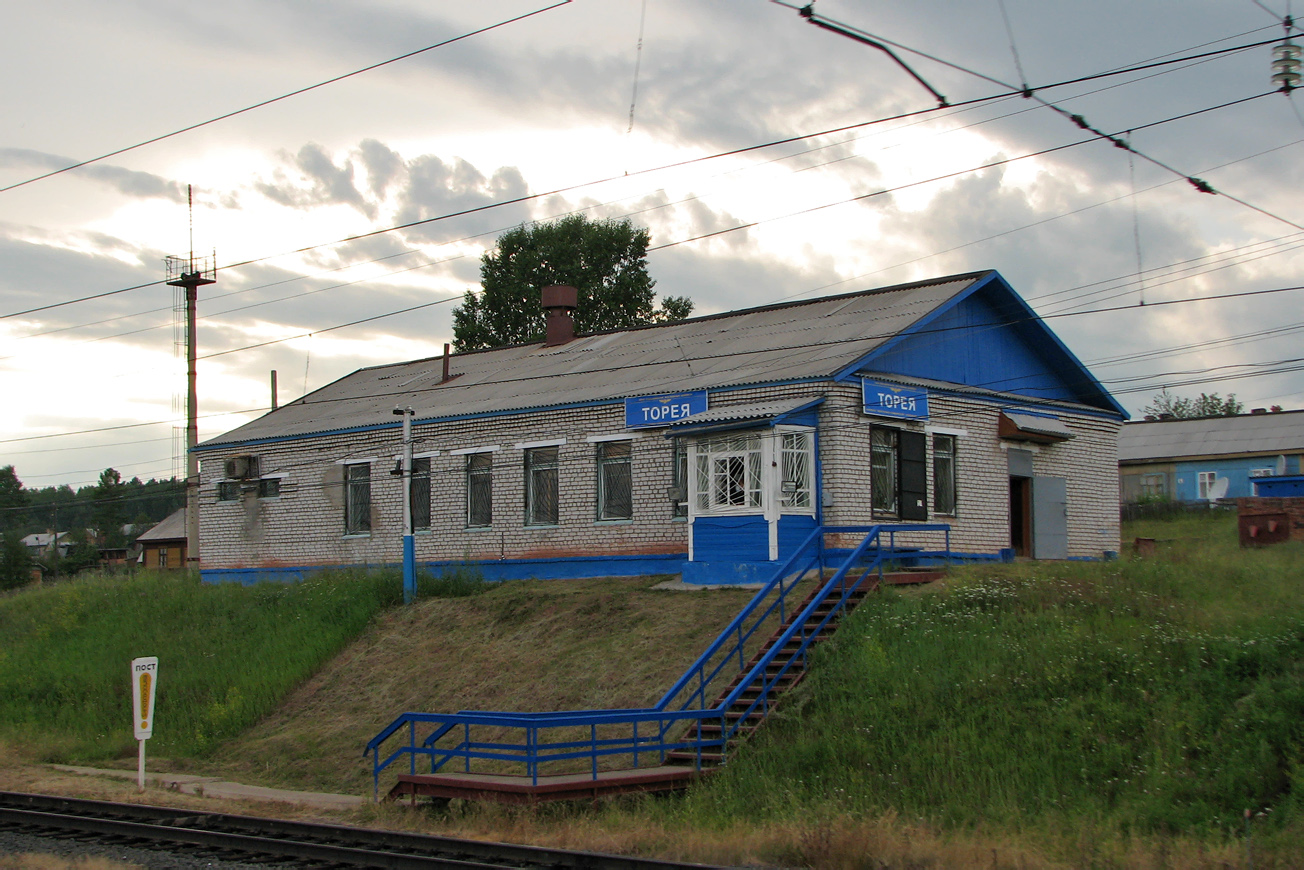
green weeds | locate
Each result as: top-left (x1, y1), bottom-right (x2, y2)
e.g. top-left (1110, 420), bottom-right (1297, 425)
top-left (0, 566), bottom-right (484, 763)
top-left (682, 517), bottom-right (1304, 849)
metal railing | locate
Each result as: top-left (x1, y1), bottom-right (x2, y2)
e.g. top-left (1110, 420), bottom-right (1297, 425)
top-left (365, 524), bottom-right (951, 800)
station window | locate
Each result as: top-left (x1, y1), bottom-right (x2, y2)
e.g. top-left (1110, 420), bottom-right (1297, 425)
top-left (257, 478), bottom-right (281, 499)
top-left (344, 463), bottom-right (371, 535)
top-left (217, 481), bottom-right (239, 502)
top-left (596, 440), bottom-right (633, 521)
top-left (871, 426), bottom-right (928, 520)
top-left (411, 458), bottom-right (430, 531)
top-left (695, 433), bottom-right (762, 512)
top-left (672, 438), bottom-right (688, 518)
top-left (932, 435), bottom-right (956, 515)
top-left (779, 431), bottom-right (813, 510)
top-left (525, 446), bottom-right (559, 526)
top-left (466, 453), bottom-right (492, 528)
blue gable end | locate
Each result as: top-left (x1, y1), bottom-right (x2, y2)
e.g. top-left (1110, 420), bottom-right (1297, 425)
top-left (846, 272), bottom-right (1124, 416)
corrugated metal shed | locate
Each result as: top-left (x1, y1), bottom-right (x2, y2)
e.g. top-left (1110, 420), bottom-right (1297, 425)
top-left (1119, 411), bottom-right (1304, 462)
top-left (200, 273), bottom-right (984, 449)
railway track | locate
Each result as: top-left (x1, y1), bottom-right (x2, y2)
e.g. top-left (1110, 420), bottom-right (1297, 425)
top-left (0, 791), bottom-right (716, 869)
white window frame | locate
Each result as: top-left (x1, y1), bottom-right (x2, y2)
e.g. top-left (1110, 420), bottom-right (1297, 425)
top-left (777, 427), bottom-right (815, 515)
top-left (343, 462), bottom-right (372, 536)
top-left (595, 439), bottom-right (634, 522)
top-left (524, 445), bottom-right (560, 526)
top-left (1197, 470), bottom-right (1217, 500)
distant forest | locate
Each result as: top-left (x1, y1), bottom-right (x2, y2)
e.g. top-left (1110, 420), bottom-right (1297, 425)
top-left (1, 466), bottom-right (184, 542)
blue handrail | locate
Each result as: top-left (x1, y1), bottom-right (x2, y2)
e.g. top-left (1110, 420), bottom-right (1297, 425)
top-left (365, 523), bottom-right (951, 800)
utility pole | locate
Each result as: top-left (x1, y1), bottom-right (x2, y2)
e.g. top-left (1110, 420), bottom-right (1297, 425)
top-left (165, 185), bottom-right (215, 574)
top-left (393, 407), bottom-right (416, 604)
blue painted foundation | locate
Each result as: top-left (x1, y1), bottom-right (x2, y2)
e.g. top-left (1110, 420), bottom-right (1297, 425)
top-left (201, 552), bottom-right (688, 586)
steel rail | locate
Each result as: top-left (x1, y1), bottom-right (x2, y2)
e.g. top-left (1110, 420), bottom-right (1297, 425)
top-left (0, 791), bottom-right (713, 870)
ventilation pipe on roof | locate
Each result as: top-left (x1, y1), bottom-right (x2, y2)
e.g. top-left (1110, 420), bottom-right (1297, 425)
top-left (441, 343), bottom-right (451, 383)
top-left (541, 285), bottom-right (578, 347)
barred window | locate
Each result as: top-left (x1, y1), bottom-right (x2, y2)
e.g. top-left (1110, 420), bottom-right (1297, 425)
top-left (525, 446), bottom-right (559, 526)
top-left (344, 463), bottom-right (371, 535)
top-left (411, 458), bottom-right (431, 531)
top-left (871, 428), bottom-right (898, 514)
top-left (257, 478), bottom-right (280, 499)
top-left (672, 438), bottom-right (688, 518)
top-left (596, 441), bottom-right (633, 521)
top-left (932, 434), bottom-right (956, 515)
top-left (467, 453), bottom-right (492, 528)
top-left (217, 481), bottom-right (239, 502)
top-left (779, 431), bottom-right (813, 510)
top-left (694, 433), bottom-right (762, 512)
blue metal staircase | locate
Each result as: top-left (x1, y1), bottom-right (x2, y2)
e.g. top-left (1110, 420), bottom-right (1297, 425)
top-left (365, 523), bottom-right (951, 803)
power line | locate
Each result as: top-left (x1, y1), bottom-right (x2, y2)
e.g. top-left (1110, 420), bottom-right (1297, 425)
top-left (0, 408), bottom-right (266, 445)
top-left (0, 2), bottom-right (574, 196)
top-left (2, 32), bottom-right (1285, 323)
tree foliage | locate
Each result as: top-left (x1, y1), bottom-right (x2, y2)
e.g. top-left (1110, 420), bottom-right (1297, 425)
top-left (0, 465), bottom-right (26, 534)
top-left (0, 532), bottom-right (32, 590)
top-left (1143, 389), bottom-right (1245, 419)
top-left (452, 215), bottom-right (693, 351)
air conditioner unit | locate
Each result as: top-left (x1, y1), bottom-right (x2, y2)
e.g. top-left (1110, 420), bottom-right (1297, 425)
top-left (224, 455), bottom-right (260, 480)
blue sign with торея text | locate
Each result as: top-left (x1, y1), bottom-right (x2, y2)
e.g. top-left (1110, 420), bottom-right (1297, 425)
top-left (625, 390), bottom-right (708, 428)
top-left (862, 378), bottom-right (929, 420)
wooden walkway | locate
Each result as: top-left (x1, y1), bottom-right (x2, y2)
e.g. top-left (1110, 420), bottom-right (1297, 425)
top-left (390, 765), bottom-right (701, 804)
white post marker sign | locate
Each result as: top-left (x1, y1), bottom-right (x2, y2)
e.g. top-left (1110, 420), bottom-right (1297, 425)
top-left (131, 656), bottom-right (158, 790)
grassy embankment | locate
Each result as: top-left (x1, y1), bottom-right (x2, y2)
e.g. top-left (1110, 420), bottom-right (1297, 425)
top-left (664, 511), bottom-right (1304, 864)
top-left (0, 568), bottom-right (483, 764)
top-left (2, 513), bottom-right (1302, 868)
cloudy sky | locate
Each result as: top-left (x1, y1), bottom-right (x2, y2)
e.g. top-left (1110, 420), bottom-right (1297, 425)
top-left (3, 0), bottom-right (1303, 490)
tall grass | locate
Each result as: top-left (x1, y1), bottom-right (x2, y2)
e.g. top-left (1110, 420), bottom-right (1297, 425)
top-left (0, 567), bottom-right (483, 763)
top-left (680, 516), bottom-right (1304, 847)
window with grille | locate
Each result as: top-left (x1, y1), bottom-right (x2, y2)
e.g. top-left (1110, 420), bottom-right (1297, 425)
top-left (871, 428), bottom-right (899, 514)
top-left (344, 463), bottom-right (371, 535)
top-left (597, 440), bottom-right (633, 521)
top-left (466, 453), bottom-right (492, 528)
top-left (217, 481), bottom-right (239, 502)
top-left (932, 434), bottom-right (956, 515)
top-left (694, 433), bottom-right (762, 512)
top-left (410, 458), bottom-right (430, 531)
top-left (525, 446), bottom-right (559, 526)
top-left (257, 478), bottom-right (280, 499)
top-left (780, 430), bottom-right (813, 510)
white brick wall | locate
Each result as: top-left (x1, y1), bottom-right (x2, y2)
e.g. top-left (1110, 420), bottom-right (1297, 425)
top-left (198, 383), bottom-right (1121, 569)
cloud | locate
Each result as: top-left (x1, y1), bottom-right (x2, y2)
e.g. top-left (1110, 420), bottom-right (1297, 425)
top-left (0, 148), bottom-right (184, 201)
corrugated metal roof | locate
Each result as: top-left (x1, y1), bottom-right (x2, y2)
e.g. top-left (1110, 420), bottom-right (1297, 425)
top-left (1003, 412), bottom-right (1075, 439)
top-left (667, 397), bottom-right (822, 428)
top-left (136, 508), bottom-right (187, 543)
top-left (1119, 411), bottom-right (1304, 462)
top-left (200, 273), bottom-right (985, 449)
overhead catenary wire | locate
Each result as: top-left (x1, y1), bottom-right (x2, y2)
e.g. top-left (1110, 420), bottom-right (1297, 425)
top-left (2, 31), bottom-right (1289, 323)
top-left (0, 2), bottom-right (575, 196)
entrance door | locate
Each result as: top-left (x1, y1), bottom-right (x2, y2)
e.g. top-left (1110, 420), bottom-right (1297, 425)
top-left (1008, 477), bottom-right (1031, 557)
top-left (1031, 476), bottom-right (1068, 560)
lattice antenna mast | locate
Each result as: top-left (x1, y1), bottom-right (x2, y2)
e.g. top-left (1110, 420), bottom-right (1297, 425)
top-left (165, 185), bottom-right (216, 573)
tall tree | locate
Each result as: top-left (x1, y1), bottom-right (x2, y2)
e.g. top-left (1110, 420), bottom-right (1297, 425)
top-left (452, 214), bottom-right (693, 351)
top-left (92, 468), bottom-right (127, 548)
top-left (1144, 389), bottom-right (1245, 419)
top-left (0, 465), bottom-right (26, 534)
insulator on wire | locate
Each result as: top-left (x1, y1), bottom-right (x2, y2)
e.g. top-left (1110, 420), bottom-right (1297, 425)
top-left (1272, 40), bottom-right (1302, 92)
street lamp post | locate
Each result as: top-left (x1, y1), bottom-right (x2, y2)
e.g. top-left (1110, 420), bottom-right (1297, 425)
top-left (393, 407), bottom-right (416, 604)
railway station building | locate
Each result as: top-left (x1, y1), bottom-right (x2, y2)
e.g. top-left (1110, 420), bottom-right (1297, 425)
top-left (194, 269), bottom-right (1127, 585)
